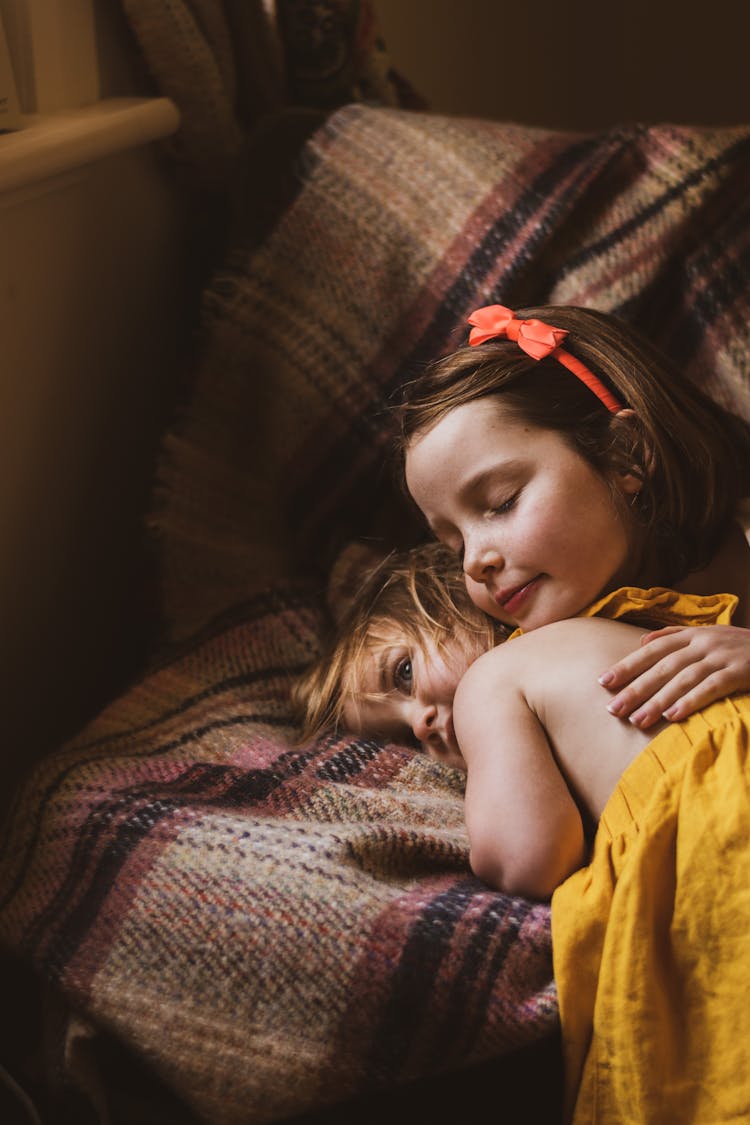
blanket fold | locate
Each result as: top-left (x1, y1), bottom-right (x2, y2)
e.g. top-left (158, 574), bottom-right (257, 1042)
top-left (0, 591), bottom-right (556, 1124)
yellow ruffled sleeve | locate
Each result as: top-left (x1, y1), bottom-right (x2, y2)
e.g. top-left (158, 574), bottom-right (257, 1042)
top-left (508, 586), bottom-right (737, 640)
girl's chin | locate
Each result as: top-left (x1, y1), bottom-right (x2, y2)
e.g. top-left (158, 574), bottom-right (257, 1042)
top-left (507, 592), bottom-right (597, 632)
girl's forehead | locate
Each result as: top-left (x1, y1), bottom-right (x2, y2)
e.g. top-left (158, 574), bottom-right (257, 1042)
top-left (406, 398), bottom-right (535, 478)
top-left (406, 400), bottom-right (596, 495)
top-left (408, 395), bottom-right (522, 446)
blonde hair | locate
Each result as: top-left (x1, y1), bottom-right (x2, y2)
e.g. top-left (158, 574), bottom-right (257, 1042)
top-left (397, 305), bottom-right (750, 585)
top-left (292, 542), bottom-right (505, 743)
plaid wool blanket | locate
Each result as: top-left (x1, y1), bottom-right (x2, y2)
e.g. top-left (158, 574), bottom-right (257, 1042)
top-left (2, 105), bottom-right (750, 1124)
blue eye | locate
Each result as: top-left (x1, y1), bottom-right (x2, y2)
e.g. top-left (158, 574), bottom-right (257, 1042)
top-left (393, 657), bottom-right (413, 692)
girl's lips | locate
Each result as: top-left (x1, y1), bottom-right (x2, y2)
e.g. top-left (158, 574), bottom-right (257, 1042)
top-left (443, 717), bottom-right (465, 765)
top-left (496, 576), bottom-right (542, 616)
top-left (445, 715), bottom-right (456, 748)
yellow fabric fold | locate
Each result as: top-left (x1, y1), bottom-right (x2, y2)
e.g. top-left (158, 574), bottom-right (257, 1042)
top-left (551, 587), bottom-right (750, 1124)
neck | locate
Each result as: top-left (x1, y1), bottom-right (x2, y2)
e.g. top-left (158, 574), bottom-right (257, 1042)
top-left (674, 522), bottom-right (750, 627)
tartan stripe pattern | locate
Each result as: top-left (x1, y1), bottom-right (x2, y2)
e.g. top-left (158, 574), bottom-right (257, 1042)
top-left (2, 105), bottom-right (750, 1123)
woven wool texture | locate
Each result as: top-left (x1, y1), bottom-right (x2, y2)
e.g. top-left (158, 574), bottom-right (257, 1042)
top-left (2, 105), bottom-right (750, 1124)
top-left (0, 591), bottom-right (557, 1125)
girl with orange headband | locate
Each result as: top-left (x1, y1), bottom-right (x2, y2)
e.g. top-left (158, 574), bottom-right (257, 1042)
top-left (397, 303), bottom-right (750, 728)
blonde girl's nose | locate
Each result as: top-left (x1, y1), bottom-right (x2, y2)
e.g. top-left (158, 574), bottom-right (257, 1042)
top-left (412, 700), bottom-right (437, 744)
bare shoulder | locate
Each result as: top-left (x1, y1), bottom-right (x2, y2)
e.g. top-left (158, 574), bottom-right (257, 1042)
top-left (456, 616), bottom-right (659, 835)
top-left (516, 616), bottom-right (647, 658)
top-left (455, 616), bottom-right (647, 706)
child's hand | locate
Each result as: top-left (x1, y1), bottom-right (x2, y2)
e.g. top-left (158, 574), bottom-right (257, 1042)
top-left (599, 625), bottom-right (750, 729)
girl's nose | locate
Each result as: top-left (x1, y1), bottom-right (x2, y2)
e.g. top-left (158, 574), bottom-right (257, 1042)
top-left (412, 700), bottom-right (437, 744)
top-left (463, 534), bottom-right (503, 584)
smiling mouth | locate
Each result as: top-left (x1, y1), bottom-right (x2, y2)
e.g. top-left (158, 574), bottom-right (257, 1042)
top-left (496, 576), bottom-right (542, 613)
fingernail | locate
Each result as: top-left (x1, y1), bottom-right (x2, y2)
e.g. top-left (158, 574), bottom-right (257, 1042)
top-left (607, 699), bottom-right (624, 716)
top-left (663, 706), bottom-right (678, 720)
top-left (629, 709), bottom-right (648, 727)
top-left (598, 671), bottom-right (614, 686)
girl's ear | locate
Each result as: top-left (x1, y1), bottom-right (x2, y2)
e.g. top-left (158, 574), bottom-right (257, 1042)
top-left (610, 408), bottom-right (654, 494)
top-left (327, 541), bottom-right (389, 623)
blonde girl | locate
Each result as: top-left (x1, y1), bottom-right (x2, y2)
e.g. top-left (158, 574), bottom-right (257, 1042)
top-left (294, 541), bottom-right (506, 769)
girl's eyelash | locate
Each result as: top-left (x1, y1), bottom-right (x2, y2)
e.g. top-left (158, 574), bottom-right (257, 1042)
top-left (392, 654), bottom-right (414, 693)
top-left (487, 492), bottom-right (518, 517)
top-left (396, 660), bottom-right (412, 690)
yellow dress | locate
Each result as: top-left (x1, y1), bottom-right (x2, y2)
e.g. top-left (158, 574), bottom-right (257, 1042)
top-left (550, 587), bottom-right (750, 1124)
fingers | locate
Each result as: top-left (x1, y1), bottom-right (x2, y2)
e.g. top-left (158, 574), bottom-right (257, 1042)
top-left (599, 624), bottom-right (750, 729)
top-left (612, 665), bottom-right (728, 729)
top-left (599, 628), bottom-right (725, 728)
top-left (639, 625), bottom-right (687, 645)
top-left (660, 670), bottom-right (737, 722)
top-left (598, 630), bottom-right (692, 694)
top-left (604, 656), bottom-right (697, 728)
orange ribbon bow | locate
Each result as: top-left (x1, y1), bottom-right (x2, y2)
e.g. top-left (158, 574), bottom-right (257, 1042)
top-left (466, 303), bottom-right (622, 413)
top-left (468, 305), bottom-right (568, 358)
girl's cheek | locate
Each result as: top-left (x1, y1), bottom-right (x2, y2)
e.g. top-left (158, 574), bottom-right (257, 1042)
top-left (465, 574), bottom-right (494, 611)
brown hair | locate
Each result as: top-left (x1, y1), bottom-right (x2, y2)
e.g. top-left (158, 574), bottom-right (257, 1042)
top-left (292, 541), bottom-right (505, 743)
top-left (396, 305), bottom-right (750, 585)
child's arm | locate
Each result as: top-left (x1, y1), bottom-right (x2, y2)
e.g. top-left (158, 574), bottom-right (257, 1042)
top-left (454, 647), bottom-right (585, 900)
top-left (600, 624), bottom-right (750, 728)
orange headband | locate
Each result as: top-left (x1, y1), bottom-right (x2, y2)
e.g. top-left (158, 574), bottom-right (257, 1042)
top-left (467, 304), bottom-right (623, 414)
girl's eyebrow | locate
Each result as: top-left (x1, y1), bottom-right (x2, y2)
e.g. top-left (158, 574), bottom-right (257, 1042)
top-left (458, 460), bottom-right (524, 499)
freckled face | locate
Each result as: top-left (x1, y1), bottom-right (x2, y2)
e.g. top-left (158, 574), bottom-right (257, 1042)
top-left (342, 630), bottom-right (486, 770)
top-left (405, 398), bottom-right (640, 630)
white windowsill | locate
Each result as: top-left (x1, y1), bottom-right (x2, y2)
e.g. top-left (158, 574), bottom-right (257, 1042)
top-left (0, 96), bottom-right (180, 194)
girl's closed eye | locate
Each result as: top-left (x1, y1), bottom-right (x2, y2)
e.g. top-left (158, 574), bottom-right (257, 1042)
top-left (486, 491), bottom-right (519, 517)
